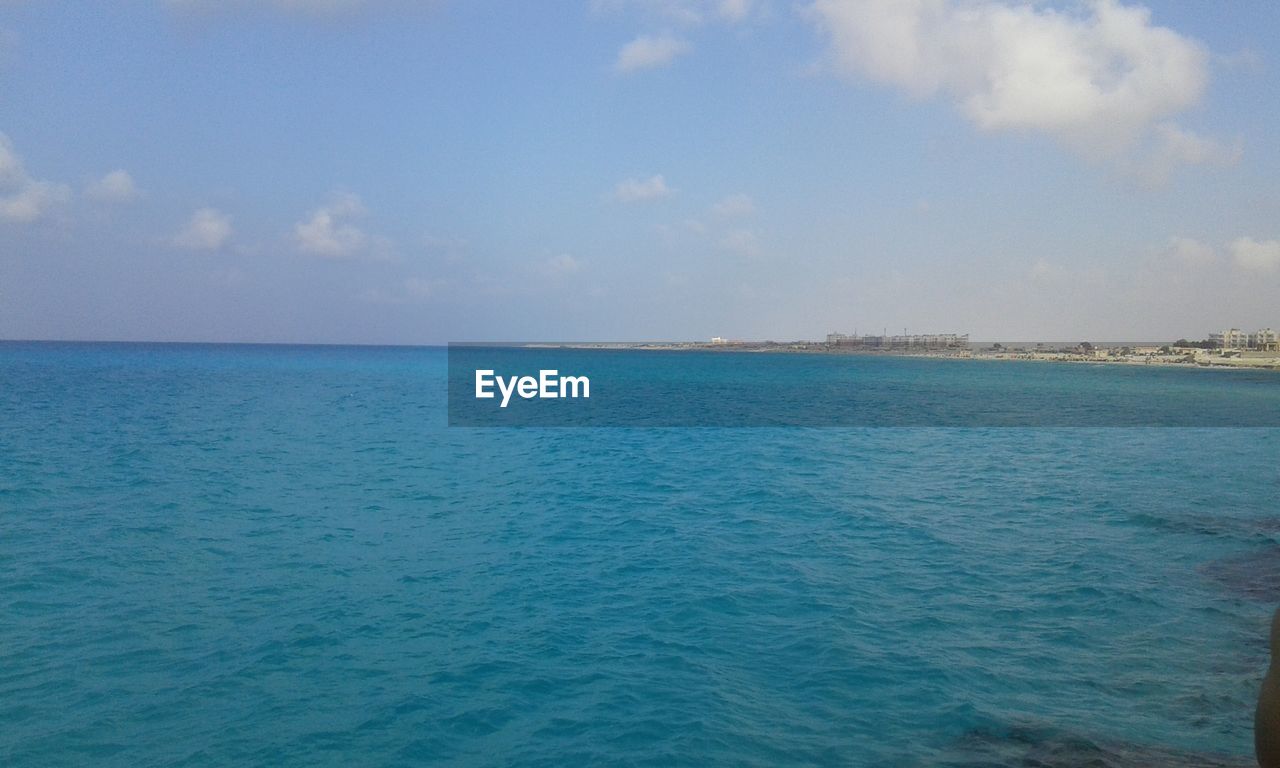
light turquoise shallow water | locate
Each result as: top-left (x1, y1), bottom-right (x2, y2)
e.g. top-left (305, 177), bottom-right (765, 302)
top-left (1, 342), bottom-right (1277, 766)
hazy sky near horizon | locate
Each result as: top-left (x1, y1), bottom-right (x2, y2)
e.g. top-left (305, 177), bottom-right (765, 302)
top-left (2, 0), bottom-right (1279, 343)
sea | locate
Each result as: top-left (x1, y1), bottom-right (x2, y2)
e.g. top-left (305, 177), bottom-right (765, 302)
top-left (2, 341), bottom-right (1278, 767)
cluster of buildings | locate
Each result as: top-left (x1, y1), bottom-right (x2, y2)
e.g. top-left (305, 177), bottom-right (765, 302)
top-left (825, 332), bottom-right (969, 350)
top-left (1209, 328), bottom-right (1279, 351)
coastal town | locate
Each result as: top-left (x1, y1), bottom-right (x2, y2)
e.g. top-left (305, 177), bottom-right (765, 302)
top-left (551, 327), bottom-right (1280, 371)
top-left (819, 327), bottom-right (1280, 370)
top-left (814, 328), bottom-right (1280, 370)
top-left (960, 328), bottom-right (1280, 370)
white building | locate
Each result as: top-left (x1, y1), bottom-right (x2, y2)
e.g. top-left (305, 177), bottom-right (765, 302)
top-left (1210, 328), bottom-right (1278, 350)
top-left (1253, 328), bottom-right (1278, 351)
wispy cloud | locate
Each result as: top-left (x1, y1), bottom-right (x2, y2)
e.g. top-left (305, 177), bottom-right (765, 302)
top-left (1139, 123), bottom-right (1242, 184)
top-left (1145, 235), bottom-right (1279, 276)
top-left (174, 207), bottom-right (232, 250)
top-left (86, 170), bottom-right (140, 204)
top-left (0, 133), bottom-right (71, 223)
top-left (0, 183), bottom-right (70, 223)
top-left (294, 193), bottom-right (390, 259)
top-left (1215, 48), bottom-right (1264, 73)
top-left (1160, 236), bottom-right (1219, 270)
top-left (1230, 237), bottom-right (1280, 273)
top-left (616, 34), bottom-right (691, 73)
top-left (614, 174), bottom-right (673, 202)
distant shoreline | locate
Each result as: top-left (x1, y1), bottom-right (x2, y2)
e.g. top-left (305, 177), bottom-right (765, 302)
top-left (525, 341), bottom-right (1280, 372)
top-left (4, 339), bottom-right (1277, 372)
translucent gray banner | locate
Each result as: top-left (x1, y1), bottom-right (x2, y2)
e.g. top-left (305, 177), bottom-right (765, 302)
top-left (448, 344), bottom-right (1280, 427)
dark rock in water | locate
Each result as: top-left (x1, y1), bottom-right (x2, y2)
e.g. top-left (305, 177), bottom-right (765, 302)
top-left (1200, 546), bottom-right (1280, 601)
top-left (1258, 608), bottom-right (1280, 768)
top-left (935, 724), bottom-right (1251, 768)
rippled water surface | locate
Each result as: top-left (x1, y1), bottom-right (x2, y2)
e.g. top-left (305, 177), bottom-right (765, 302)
top-left (1, 342), bottom-right (1277, 766)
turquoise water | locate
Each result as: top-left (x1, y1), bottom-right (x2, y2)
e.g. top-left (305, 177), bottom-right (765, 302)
top-left (1, 342), bottom-right (1277, 766)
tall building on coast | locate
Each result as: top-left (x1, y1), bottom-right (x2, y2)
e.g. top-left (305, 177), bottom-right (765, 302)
top-left (826, 332), bottom-right (969, 350)
top-left (1210, 328), bottom-right (1279, 351)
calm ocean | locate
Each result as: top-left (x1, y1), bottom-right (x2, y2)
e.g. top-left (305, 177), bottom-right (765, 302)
top-left (2, 342), bottom-right (1277, 766)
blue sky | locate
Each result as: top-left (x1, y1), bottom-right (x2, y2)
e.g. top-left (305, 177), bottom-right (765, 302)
top-left (1, 0), bottom-right (1278, 343)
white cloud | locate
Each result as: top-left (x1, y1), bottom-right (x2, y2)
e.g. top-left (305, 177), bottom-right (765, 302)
top-left (0, 182), bottom-right (70, 223)
top-left (1161, 236), bottom-right (1218, 270)
top-left (614, 174), bottom-right (673, 202)
top-left (294, 193), bottom-right (388, 259)
top-left (1143, 236), bottom-right (1279, 277)
top-left (808, 0), bottom-right (1214, 158)
top-left (174, 207), bottom-right (232, 250)
top-left (711, 192), bottom-right (755, 217)
top-left (0, 133), bottom-right (70, 223)
top-left (86, 170), bottom-right (140, 203)
top-left (616, 34), bottom-right (691, 72)
top-left (1230, 238), bottom-right (1280, 273)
